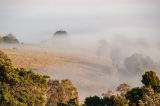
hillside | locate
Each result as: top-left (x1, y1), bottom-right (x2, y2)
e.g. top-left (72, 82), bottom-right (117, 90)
top-left (0, 50), bottom-right (79, 106)
top-left (0, 44), bottom-right (115, 100)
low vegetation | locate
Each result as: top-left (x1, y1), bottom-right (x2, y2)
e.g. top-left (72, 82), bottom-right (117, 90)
top-left (0, 33), bottom-right (19, 44)
top-left (84, 70), bottom-right (160, 106)
top-left (0, 50), bottom-right (79, 106)
top-left (0, 50), bottom-right (48, 106)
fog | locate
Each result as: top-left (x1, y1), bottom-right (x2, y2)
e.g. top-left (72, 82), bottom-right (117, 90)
top-left (2, 34), bottom-right (160, 101)
top-left (0, 0), bottom-right (160, 102)
top-left (0, 0), bottom-right (160, 42)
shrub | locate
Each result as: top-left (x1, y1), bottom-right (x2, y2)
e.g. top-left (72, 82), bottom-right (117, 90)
top-left (2, 34), bottom-right (19, 44)
top-left (142, 70), bottom-right (160, 92)
top-left (0, 50), bottom-right (48, 105)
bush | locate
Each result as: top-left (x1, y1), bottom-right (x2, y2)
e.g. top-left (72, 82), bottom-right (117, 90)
top-left (54, 30), bottom-right (68, 36)
top-left (0, 36), bottom-right (3, 43)
top-left (2, 34), bottom-right (19, 44)
top-left (84, 96), bottom-right (104, 106)
top-left (126, 87), bottom-right (145, 106)
top-left (0, 33), bottom-right (19, 44)
top-left (84, 70), bottom-right (160, 106)
top-left (0, 50), bottom-right (48, 105)
top-left (142, 70), bottom-right (160, 92)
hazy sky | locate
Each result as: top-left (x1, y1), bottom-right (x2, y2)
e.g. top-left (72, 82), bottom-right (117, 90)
top-left (0, 0), bottom-right (160, 43)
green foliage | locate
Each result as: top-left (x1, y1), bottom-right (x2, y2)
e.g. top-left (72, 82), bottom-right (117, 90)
top-left (141, 70), bottom-right (160, 92)
top-left (84, 96), bottom-right (104, 106)
top-left (85, 70), bottom-right (160, 106)
top-left (142, 86), bottom-right (160, 105)
top-left (103, 96), bottom-right (115, 106)
top-left (2, 34), bottom-right (19, 44)
top-left (125, 70), bottom-right (160, 105)
top-left (110, 95), bottom-right (128, 106)
top-left (0, 33), bottom-right (19, 44)
top-left (0, 51), bottom-right (48, 106)
top-left (57, 98), bottom-right (77, 106)
top-left (84, 95), bottom-right (128, 106)
top-left (0, 36), bottom-right (3, 43)
top-left (125, 87), bottom-right (144, 106)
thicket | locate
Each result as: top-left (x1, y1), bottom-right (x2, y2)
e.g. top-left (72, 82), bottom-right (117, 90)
top-left (84, 71), bottom-right (160, 106)
top-left (0, 34), bottom-right (19, 44)
top-left (0, 50), bottom-right (48, 106)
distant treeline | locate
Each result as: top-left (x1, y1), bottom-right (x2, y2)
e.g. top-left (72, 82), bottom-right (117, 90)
top-left (0, 33), bottom-right (19, 44)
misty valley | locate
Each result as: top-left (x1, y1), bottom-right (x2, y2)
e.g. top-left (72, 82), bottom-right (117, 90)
top-left (0, 0), bottom-right (160, 106)
top-left (0, 32), bottom-right (160, 106)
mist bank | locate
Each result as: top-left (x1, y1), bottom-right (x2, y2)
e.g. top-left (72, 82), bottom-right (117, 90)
top-left (1, 33), bottom-right (160, 100)
top-left (0, 0), bottom-right (160, 43)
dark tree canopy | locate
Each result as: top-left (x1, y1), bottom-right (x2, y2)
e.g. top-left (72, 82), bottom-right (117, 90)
top-left (3, 34), bottom-right (19, 44)
top-left (125, 87), bottom-right (145, 106)
top-left (0, 50), bottom-right (48, 106)
top-left (0, 36), bottom-right (3, 43)
top-left (141, 70), bottom-right (160, 92)
top-left (0, 33), bottom-right (19, 44)
top-left (85, 70), bottom-right (160, 106)
top-left (54, 30), bottom-right (68, 36)
top-left (84, 96), bottom-right (104, 106)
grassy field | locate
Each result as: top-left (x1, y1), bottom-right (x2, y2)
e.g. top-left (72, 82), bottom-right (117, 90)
top-left (0, 44), bottom-right (117, 101)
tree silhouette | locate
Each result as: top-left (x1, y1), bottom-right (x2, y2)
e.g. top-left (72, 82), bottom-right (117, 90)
top-left (142, 70), bottom-right (160, 92)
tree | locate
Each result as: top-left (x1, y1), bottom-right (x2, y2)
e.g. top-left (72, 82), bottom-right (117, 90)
top-left (54, 30), bottom-right (68, 36)
top-left (117, 83), bottom-right (131, 95)
top-left (141, 86), bottom-right (160, 106)
top-left (111, 95), bottom-right (128, 106)
top-left (84, 71), bottom-right (160, 106)
top-left (0, 50), bottom-right (48, 106)
top-left (2, 33), bottom-right (19, 44)
top-left (141, 70), bottom-right (160, 92)
top-left (57, 98), bottom-right (77, 106)
top-left (124, 54), bottom-right (155, 75)
top-left (125, 87), bottom-right (144, 106)
top-left (0, 36), bottom-right (3, 43)
top-left (84, 96), bottom-right (104, 106)
top-left (102, 90), bottom-right (114, 98)
top-left (103, 96), bottom-right (115, 106)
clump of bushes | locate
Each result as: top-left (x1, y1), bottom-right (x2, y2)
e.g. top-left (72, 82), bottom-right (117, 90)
top-left (57, 98), bottom-right (78, 106)
top-left (54, 30), bottom-right (68, 36)
top-left (0, 33), bottom-right (19, 44)
top-left (0, 50), bottom-right (48, 106)
top-left (84, 70), bottom-right (160, 106)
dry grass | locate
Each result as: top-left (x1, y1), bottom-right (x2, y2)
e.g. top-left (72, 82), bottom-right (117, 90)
top-left (1, 45), bottom-right (113, 70)
top-left (0, 44), bottom-right (117, 101)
